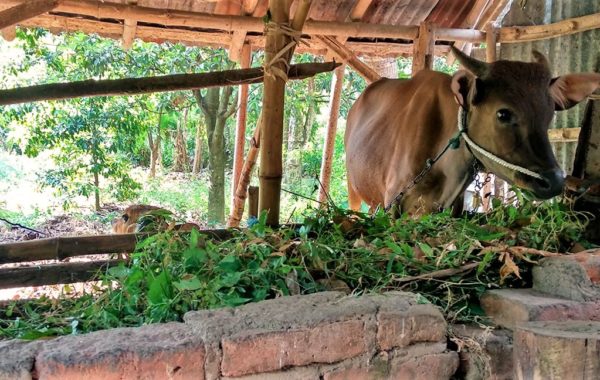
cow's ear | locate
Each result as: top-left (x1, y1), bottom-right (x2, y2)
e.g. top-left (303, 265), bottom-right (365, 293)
top-left (451, 70), bottom-right (484, 107)
top-left (550, 73), bottom-right (600, 110)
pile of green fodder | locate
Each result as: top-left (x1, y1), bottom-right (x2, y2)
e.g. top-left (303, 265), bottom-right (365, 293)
top-left (0, 192), bottom-right (592, 340)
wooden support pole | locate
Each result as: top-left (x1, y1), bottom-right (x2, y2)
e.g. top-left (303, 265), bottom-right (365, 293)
top-left (259, 0), bottom-right (292, 227)
top-left (0, 0), bottom-right (57, 30)
top-left (481, 25), bottom-right (497, 212)
top-left (315, 35), bottom-right (380, 83)
top-left (318, 64), bottom-right (345, 205)
top-left (228, 0), bottom-right (313, 228)
top-left (485, 23), bottom-right (497, 62)
top-left (0, 61), bottom-right (338, 105)
top-left (122, 18), bottom-right (138, 49)
top-left (1, 26), bottom-right (16, 41)
top-left (411, 22), bottom-right (434, 76)
top-left (231, 43), bottom-right (252, 209)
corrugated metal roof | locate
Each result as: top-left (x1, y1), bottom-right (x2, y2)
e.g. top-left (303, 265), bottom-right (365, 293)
top-left (500, 0), bottom-right (600, 174)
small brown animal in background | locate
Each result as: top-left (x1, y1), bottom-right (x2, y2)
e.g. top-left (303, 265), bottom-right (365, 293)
top-left (111, 204), bottom-right (199, 234)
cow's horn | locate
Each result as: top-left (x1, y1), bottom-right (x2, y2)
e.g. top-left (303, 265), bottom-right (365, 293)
top-left (532, 50), bottom-right (550, 70)
top-left (451, 46), bottom-right (488, 77)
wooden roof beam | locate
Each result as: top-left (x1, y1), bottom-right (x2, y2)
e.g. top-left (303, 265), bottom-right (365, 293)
top-left (315, 35), bottom-right (380, 83)
top-left (42, 0), bottom-right (420, 41)
top-left (0, 0), bottom-right (58, 30)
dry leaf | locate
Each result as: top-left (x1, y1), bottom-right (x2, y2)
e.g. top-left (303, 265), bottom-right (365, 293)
top-left (499, 252), bottom-right (521, 283)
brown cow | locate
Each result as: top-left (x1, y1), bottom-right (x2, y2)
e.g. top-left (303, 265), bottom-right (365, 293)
top-left (345, 47), bottom-right (600, 215)
top-left (111, 204), bottom-right (199, 233)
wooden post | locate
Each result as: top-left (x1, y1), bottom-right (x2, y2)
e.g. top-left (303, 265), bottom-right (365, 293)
top-left (231, 43), bottom-right (252, 208)
top-left (411, 22), bottom-right (434, 76)
top-left (485, 24), bottom-right (497, 62)
top-left (1, 26), bottom-right (16, 41)
top-left (318, 64), bottom-right (345, 204)
top-left (481, 24), bottom-right (497, 212)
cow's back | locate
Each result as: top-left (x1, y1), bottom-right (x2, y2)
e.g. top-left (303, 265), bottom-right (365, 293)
top-left (345, 70), bottom-right (458, 210)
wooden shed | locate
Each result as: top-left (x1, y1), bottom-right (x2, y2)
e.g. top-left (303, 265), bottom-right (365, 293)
top-left (1, 0), bottom-right (599, 227)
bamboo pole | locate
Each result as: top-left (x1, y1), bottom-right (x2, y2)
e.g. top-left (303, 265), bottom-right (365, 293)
top-left (318, 64), bottom-right (345, 205)
top-left (0, 61), bottom-right (338, 105)
top-left (498, 12), bottom-right (600, 43)
top-left (411, 22), bottom-right (434, 76)
top-left (0, 259), bottom-right (121, 289)
top-left (481, 24), bottom-right (497, 212)
top-left (259, 0), bottom-right (292, 227)
top-left (0, 230), bottom-right (233, 265)
top-left (0, 0), bottom-right (57, 30)
top-left (228, 118), bottom-right (262, 227)
top-left (231, 43), bottom-right (252, 209)
top-left (248, 186), bottom-right (259, 219)
top-left (227, 2), bottom-right (319, 228)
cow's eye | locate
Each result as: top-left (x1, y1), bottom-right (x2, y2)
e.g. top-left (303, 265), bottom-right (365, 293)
top-left (122, 214), bottom-right (129, 222)
top-left (496, 109), bottom-right (512, 123)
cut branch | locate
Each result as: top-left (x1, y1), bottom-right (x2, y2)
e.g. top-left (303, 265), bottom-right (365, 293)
top-left (0, 61), bottom-right (340, 105)
top-left (393, 262), bottom-right (481, 283)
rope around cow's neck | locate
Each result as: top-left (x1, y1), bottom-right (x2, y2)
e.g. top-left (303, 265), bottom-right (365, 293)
top-left (383, 107), bottom-right (545, 212)
top-left (457, 108), bottom-right (544, 180)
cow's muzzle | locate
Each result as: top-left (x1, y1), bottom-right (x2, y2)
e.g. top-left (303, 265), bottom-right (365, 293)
top-left (526, 168), bottom-right (565, 199)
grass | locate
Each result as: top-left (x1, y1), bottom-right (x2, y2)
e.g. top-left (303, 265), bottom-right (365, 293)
top-left (0, 192), bottom-right (593, 340)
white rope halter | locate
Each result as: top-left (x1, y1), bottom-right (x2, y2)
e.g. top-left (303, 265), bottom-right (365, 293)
top-left (457, 108), bottom-right (545, 180)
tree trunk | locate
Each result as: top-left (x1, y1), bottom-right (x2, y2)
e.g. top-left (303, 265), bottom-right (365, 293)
top-left (192, 120), bottom-right (204, 175)
top-left (93, 171), bottom-right (100, 212)
top-left (286, 77), bottom-right (315, 180)
top-left (148, 107), bottom-right (163, 179)
top-left (194, 78), bottom-right (237, 224)
top-left (173, 108), bottom-right (189, 173)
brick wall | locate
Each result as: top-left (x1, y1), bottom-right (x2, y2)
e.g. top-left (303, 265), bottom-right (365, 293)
top-left (0, 291), bottom-right (459, 380)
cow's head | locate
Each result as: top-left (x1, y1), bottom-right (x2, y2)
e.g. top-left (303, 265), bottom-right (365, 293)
top-left (450, 46), bottom-right (600, 199)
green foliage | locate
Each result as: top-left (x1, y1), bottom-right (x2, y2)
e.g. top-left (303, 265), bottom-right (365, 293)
top-left (0, 195), bottom-right (590, 340)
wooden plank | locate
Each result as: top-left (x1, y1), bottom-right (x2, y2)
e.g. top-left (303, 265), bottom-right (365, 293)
top-left (0, 61), bottom-right (340, 106)
top-left (122, 18), bottom-right (137, 49)
top-left (348, 0), bottom-right (374, 21)
top-left (315, 35), bottom-right (380, 83)
top-left (231, 43), bottom-right (252, 208)
top-left (0, 0), bottom-right (57, 30)
top-left (411, 22), bottom-right (434, 76)
top-left (0, 260), bottom-right (121, 289)
top-left (318, 64), bottom-right (345, 204)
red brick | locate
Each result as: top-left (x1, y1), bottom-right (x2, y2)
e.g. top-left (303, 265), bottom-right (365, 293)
top-left (377, 308), bottom-right (446, 350)
top-left (533, 250), bottom-right (600, 301)
top-left (481, 289), bottom-right (600, 329)
top-left (323, 367), bottom-right (376, 380)
top-left (390, 352), bottom-right (459, 380)
top-left (221, 320), bottom-right (367, 377)
top-left (35, 323), bottom-right (204, 380)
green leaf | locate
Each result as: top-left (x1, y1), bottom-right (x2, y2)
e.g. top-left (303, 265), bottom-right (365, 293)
top-left (173, 275), bottom-right (202, 291)
top-left (147, 271), bottom-right (171, 305)
top-left (417, 243), bottom-right (434, 258)
top-left (218, 255), bottom-right (241, 273)
top-left (107, 264), bottom-right (129, 280)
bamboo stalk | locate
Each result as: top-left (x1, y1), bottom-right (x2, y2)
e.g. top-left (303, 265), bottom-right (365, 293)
top-left (0, 259), bottom-right (121, 289)
top-left (231, 43), bottom-right (252, 208)
top-left (0, 229), bottom-right (234, 265)
top-left (498, 12), bottom-right (600, 43)
top-left (318, 64), bottom-right (345, 205)
top-left (0, 61), bottom-right (339, 105)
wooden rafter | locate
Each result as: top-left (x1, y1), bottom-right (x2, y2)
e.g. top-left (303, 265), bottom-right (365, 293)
top-left (315, 35), bottom-right (380, 83)
top-left (348, 0), bottom-right (375, 21)
top-left (0, 0), bottom-right (57, 30)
